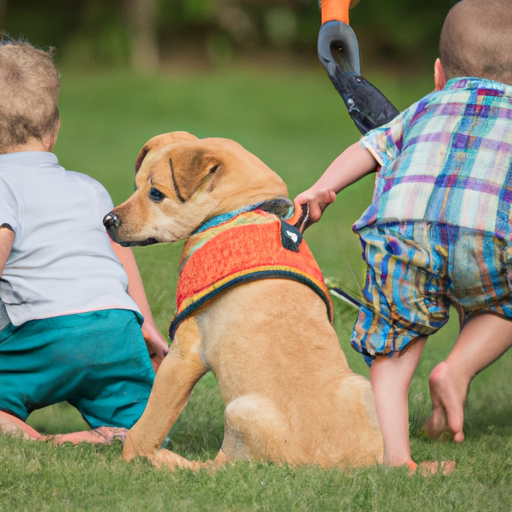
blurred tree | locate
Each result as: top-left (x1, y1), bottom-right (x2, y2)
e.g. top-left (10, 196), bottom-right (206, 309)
top-left (154, 0), bottom-right (455, 69)
top-left (125, 0), bottom-right (160, 72)
top-left (156, 0), bottom-right (321, 65)
top-left (2, 0), bottom-right (82, 48)
top-left (3, 0), bottom-right (131, 66)
top-left (1, 0), bottom-right (458, 70)
top-left (349, 0), bottom-right (458, 69)
top-left (0, 0), bottom-right (6, 35)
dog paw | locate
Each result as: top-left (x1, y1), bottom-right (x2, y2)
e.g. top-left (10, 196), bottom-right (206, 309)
top-left (152, 449), bottom-right (203, 471)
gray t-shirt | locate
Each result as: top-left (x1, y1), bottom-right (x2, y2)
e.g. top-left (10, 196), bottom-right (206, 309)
top-left (0, 151), bottom-right (139, 326)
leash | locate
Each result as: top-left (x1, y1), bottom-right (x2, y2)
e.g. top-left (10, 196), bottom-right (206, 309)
top-left (329, 286), bottom-right (362, 309)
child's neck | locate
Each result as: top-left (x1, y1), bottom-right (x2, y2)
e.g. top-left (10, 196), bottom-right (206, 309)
top-left (5, 137), bottom-right (56, 154)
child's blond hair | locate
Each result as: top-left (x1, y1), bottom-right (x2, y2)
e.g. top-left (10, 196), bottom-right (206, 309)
top-left (0, 41), bottom-right (60, 153)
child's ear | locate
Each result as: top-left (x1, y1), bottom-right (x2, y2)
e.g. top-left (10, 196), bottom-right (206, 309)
top-left (47, 119), bottom-right (61, 151)
top-left (434, 58), bottom-right (447, 91)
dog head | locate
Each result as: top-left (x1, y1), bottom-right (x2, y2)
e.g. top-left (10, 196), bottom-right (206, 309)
top-left (104, 131), bottom-right (289, 246)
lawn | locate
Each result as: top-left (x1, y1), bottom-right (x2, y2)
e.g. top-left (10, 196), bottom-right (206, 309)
top-left (1, 61), bottom-right (512, 511)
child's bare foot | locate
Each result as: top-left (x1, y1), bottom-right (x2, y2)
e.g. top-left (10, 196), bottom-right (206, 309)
top-left (417, 460), bottom-right (455, 476)
top-left (0, 411), bottom-right (42, 440)
top-left (0, 412), bottom-right (127, 446)
top-left (423, 361), bottom-right (465, 443)
top-left (404, 459), bottom-right (455, 476)
top-left (46, 427), bottom-right (128, 446)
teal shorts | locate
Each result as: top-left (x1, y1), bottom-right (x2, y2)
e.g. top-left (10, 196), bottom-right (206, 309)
top-left (0, 309), bottom-right (155, 429)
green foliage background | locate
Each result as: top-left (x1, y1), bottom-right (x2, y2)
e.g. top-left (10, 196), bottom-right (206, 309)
top-left (3, 0), bottom-right (457, 69)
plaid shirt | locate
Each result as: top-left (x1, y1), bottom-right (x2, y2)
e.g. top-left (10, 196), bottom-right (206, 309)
top-left (354, 78), bottom-right (512, 240)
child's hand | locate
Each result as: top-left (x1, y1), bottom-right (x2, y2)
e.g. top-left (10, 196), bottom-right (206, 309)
top-left (294, 188), bottom-right (336, 226)
top-left (142, 322), bottom-right (170, 373)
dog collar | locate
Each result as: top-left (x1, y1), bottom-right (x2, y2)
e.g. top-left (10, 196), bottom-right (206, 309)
top-left (195, 196), bottom-right (295, 234)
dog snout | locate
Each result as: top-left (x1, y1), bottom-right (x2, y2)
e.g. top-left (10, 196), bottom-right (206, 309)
top-left (103, 211), bottom-right (123, 244)
top-left (103, 211), bottom-right (121, 229)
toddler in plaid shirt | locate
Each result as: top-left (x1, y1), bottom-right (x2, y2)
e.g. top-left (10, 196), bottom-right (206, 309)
top-left (297, 0), bottom-right (512, 471)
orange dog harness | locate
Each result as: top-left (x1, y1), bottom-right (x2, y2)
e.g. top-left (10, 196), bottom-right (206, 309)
top-left (169, 207), bottom-right (333, 340)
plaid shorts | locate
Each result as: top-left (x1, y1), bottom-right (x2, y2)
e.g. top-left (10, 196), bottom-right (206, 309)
top-left (351, 222), bottom-right (512, 365)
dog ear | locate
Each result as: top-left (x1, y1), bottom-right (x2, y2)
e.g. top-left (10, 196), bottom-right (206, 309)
top-left (135, 132), bottom-right (198, 173)
top-left (169, 149), bottom-right (220, 203)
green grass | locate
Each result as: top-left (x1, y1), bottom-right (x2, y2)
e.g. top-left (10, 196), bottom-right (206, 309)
top-left (2, 63), bottom-right (512, 510)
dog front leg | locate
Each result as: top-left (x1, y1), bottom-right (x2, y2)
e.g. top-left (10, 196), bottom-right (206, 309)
top-left (123, 317), bottom-right (207, 464)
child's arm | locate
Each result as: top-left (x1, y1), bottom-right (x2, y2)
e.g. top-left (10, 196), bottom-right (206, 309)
top-left (0, 226), bottom-right (14, 276)
top-left (295, 142), bottom-right (378, 224)
top-left (110, 240), bottom-right (169, 372)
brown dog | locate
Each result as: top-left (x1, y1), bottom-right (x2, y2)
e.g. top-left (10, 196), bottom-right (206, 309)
top-left (104, 131), bottom-right (383, 470)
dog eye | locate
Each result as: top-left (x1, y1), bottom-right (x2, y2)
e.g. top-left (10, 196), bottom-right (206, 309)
top-left (209, 164), bottom-right (219, 174)
top-left (149, 187), bottom-right (165, 203)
